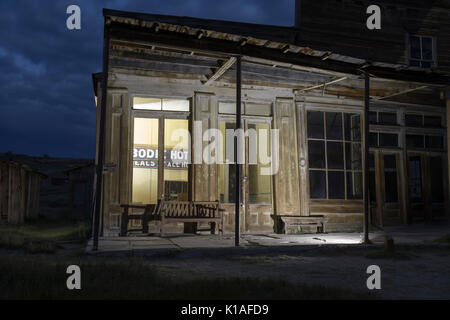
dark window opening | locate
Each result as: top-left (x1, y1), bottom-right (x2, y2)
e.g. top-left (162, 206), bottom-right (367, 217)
top-left (408, 156), bottom-right (423, 203)
top-left (309, 171), bottom-right (326, 199)
top-left (328, 171), bottom-right (345, 200)
top-left (424, 116), bottom-right (441, 128)
top-left (327, 142), bottom-right (344, 169)
top-left (379, 133), bottom-right (399, 147)
top-left (405, 114), bottom-right (423, 127)
top-left (406, 134), bottom-right (425, 149)
top-left (379, 112), bottom-right (397, 125)
top-left (326, 112), bottom-right (343, 140)
top-left (308, 140), bottom-right (325, 169)
top-left (425, 136), bottom-right (444, 149)
top-left (307, 111), bottom-right (324, 139)
top-left (430, 157), bottom-right (444, 203)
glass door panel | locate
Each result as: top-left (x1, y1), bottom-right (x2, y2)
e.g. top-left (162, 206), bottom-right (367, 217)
top-left (164, 119), bottom-right (189, 201)
top-left (247, 122), bottom-right (272, 204)
top-left (132, 118), bottom-right (159, 204)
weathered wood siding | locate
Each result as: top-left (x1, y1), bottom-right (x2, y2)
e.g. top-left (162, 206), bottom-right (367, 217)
top-left (273, 98), bottom-right (300, 216)
top-left (0, 161), bottom-right (43, 224)
top-left (298, 0), bottom-right (450, 72)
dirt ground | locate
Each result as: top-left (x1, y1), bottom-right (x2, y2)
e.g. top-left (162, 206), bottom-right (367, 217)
top-left (128, 244), bottom-right (450, 300)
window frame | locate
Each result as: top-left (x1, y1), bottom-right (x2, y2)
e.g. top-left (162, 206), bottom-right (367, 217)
top-left (306, 110), bottom-right (363, 201)
top-left (407, 34), bottom-right (437, 68)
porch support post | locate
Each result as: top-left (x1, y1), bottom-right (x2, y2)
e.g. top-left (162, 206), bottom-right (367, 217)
top-left (446, 91), bottom-right (450, 220)
top-left (92, 23), bottom-right (110, 250)
top-left (235, 55), bottom-right (242, 246)
top-left (363, 71), bottom-right (370, 244)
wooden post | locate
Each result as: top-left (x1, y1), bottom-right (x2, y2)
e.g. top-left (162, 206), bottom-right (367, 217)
top-left (446, 91), bottom-right (450, 220)
top-left (92, 23), bottom-right (110, 250)
top-left (363, 71), bottom-right (370, 244)
top-left (235, 55), bottom-right (242, 247)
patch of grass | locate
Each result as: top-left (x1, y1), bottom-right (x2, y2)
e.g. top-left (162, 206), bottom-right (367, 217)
top-left (0, 220), bottom-right (91, 253)
top-left (364, 249), bottom-right (415, 260)
top-left (0, 255), bottom-right (376, 300)
top-left (433, 233), bottom-right (450, 244)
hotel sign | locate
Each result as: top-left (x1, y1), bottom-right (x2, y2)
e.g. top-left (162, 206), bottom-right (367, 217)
top-left (133, 146), bottom-right (189, 169)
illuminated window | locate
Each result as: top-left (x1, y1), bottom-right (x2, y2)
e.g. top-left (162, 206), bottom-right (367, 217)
top-left (133, 97), bottom-right (189, 111)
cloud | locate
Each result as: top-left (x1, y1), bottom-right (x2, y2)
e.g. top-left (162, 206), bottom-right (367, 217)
top-left (0, 0), bottom-right (293, 158)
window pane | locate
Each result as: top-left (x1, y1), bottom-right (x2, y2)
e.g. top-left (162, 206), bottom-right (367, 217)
top-left (347, 172), bottom-right (363, 200)
top-left (379, 112), bottom-right (397, 125)
top-left (406, 135), bottom-right (424, 148)
top-left (421, 61), bottom-right (432, 68)
top-left (379, 133), bottom-right (398, 147)
top-left (421, 37), bottom-right (433, 60)
top-left (344, 114), bottom-right (361, 141)
top-left (328, 171), bottom-right (345, 199)
top-left (132, 118), bottom-right (159, 204)
top-left (369, 132), bottom-right (378, 147)
top-left (309, 171), bottom-right (326, 199)
top-left (369, 111), bottom-right (377, 124)
top-left (345, 143), bottom-right (362, 170)
top-left (164, 119), bottom-right (189, 201)
top-left (425, 136), bottom-right (444, 149)
top-left (410, 35), bottom-right (421, 59)
top-left (249, 123), bottom-right (272, 204)
top-left (326, 112), bottom-right (343, 140)
top-left (308, 140), bottom-right (325, 169)
top-left (133, 97), bottom-right (161, 110)
top-left (162, 99), bottom-right (189, 111)
top-left (410, 60), bottom-right (420, 67)
top-left (424, 116), bottom-right (441, 127)
top-left (409, 156), bottom-right (422, 202)
top-left (405, 114), bottom-right (423, 127)
top-left (307, 111), bottom-right (324, 139)
top-left (430, 157), bottom-right (444, 203)
top-left (219, 122), bottom-right (236, 203)
top-left (327, 142), bottom-right (344, 169)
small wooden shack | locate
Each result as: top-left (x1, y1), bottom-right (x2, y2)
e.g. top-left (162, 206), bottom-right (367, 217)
top-left (0, 160), bottom-right (46, 224)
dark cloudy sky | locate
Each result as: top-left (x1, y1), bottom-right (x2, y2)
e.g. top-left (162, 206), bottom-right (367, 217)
top-left (0, 0), bottom-right (294, 159)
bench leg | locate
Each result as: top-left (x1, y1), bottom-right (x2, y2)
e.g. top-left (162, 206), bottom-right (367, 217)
top-left (142, 215), bottom-right (149, 234)
top-left (210, 222), bottom-right (216, 235)
top-left (120, 207), bottom-right (129, 237)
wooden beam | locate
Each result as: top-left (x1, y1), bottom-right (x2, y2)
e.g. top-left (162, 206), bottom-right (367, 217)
top-left (295, 76), bottom-right (348, 93)
top-left (373, 85), bottom-right (428, 100)
top-left (203, 57), bottom-right (236, 86)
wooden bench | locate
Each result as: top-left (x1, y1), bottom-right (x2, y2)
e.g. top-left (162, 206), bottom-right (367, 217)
top-left (119, 200), bottom-right (224, 236)
top-left (273, 215), bottom-right (328, 234)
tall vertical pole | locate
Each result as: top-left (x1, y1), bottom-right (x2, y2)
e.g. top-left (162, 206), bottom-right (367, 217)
top-left (363, 71), bottom-right (370, 244)
top-left (235, 56), bottom-right (242, 247)
top-left (92, 23), bottom-right (110, 251)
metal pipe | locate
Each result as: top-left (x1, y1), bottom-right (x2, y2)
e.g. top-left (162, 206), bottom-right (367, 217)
top-left (363, 71), bottom-right (370, 244)
top-left (235, 56), bottom-right (242, 247)
top-left (92, 23), bottom-right (110, 251)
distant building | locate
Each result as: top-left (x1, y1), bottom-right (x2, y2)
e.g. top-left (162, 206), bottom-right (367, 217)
top-left (0, 153), bottom-right (94, 221)
top-left (93, 1), bottom-right (450, 236)
top-left (65, 164), bottom-right (95, 220)
top-left (0, 160), bottom-right (46, 224)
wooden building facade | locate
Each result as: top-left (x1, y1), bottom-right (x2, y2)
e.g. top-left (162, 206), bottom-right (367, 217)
top-left (93, 2), bottom-right (450, 236)
top-left (0, 160), bottom-right (45, 224)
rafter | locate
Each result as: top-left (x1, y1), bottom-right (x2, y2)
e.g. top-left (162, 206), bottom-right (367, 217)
top-left (203, 57), bottom-right (236, 86)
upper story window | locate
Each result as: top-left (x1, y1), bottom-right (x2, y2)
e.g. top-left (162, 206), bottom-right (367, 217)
top-left (408, 35), bottom-right (435, 68)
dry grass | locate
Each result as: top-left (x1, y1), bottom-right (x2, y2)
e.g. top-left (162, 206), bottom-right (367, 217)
top-left (0, 255), bottom-right (376, 300)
